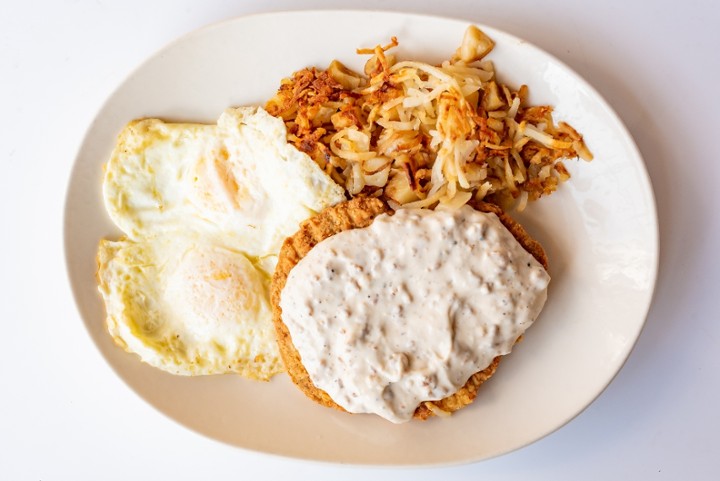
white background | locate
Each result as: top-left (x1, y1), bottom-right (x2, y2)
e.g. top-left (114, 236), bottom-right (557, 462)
top-left (2, 0), bottom-right (718, 479)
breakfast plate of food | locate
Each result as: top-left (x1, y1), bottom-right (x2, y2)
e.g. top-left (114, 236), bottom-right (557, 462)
top-left (64, 11), bottom-right (658, 465)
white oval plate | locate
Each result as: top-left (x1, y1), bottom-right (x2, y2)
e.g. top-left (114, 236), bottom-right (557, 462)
top-left (64, 11), bottom-right (658, 466)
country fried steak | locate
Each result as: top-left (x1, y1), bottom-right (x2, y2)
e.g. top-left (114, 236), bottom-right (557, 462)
top-left (270, 197), bottom-right (548, 420)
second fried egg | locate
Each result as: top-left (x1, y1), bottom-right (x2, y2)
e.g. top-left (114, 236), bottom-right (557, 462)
top-left (97, 237), bottom-right (281, 378)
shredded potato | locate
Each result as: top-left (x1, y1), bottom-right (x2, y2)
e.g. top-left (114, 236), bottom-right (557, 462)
top-left (265, 26), bottom-right (593, 211)
top-left (423, 401), bottom-right (452, 418)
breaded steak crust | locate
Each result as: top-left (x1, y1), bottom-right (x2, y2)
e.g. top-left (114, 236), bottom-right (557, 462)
top-left (271, 197), bottom-right (548, 420)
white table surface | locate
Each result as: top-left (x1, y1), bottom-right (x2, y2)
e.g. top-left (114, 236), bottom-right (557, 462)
top-left (2, 0), bottom-right (719, 479)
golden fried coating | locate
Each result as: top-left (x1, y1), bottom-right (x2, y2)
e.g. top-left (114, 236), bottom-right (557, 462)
top-left (271, 197), bottom-right (548, 420)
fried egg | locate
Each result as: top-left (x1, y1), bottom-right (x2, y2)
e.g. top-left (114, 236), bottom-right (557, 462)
top-left (98, 107), bottom-right (345, 377)
top-left (103, 106), bottom-right (345, 265)
top-left (97, 237), bottom-right (281, 378)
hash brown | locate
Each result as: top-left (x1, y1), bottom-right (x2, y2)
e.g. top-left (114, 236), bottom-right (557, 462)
top-left (271, 197), bottom-right (548, 420)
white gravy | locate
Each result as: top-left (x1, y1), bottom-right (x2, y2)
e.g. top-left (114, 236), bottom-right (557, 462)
top-left (280, 206), bottom-right (550, 423)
